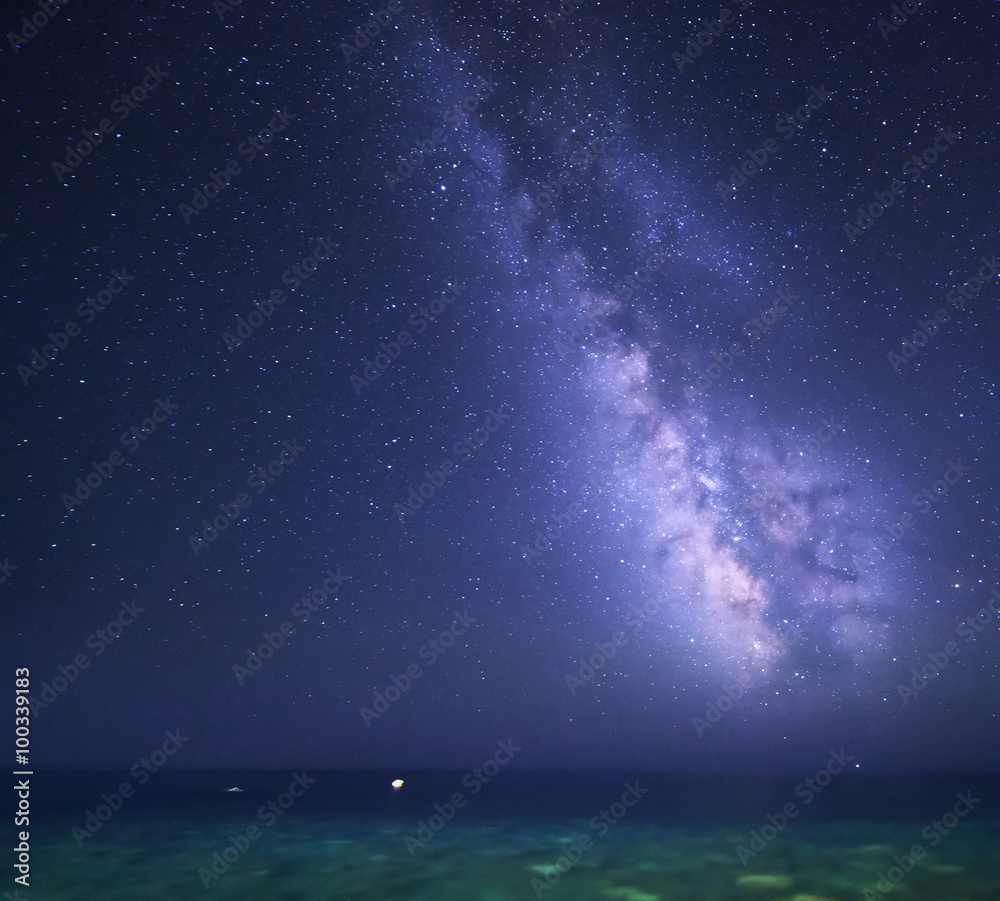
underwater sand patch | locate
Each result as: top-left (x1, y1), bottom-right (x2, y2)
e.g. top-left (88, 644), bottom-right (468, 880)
top-left (736, 873), bottom-right (794, 889)
top-left (530, 864), bottom-right (561, 877)
top-left (602, 887), bottom-right (659, 901)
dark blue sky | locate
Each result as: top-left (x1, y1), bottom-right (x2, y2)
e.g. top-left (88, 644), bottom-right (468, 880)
top-left (3, 0), bottom-right (999, 773)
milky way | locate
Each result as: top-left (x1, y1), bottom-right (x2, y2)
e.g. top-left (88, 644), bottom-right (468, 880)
top-left (5, 0), bottom-right (998, 773)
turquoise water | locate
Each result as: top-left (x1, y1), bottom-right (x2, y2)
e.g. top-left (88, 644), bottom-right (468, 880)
top-left (27, 772), bottom-right (1000, 899)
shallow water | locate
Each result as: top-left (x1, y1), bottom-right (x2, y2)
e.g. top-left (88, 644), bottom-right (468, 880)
top-left (27, 772), bottom-right (1000, 899)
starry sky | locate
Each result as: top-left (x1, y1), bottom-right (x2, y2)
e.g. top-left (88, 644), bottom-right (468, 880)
top-left (3, 0), bottom-right (999, 773)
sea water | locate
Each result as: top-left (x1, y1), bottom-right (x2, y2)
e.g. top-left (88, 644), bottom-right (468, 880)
top-left (27, 771), bottom-right (999, 899)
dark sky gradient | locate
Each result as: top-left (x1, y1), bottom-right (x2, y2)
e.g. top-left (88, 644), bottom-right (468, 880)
top-left (3, 0), bottom-right (1000, 773)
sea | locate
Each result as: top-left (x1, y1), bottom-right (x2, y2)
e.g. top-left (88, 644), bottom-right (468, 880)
top-left (24, 770), bottom-right (1000, 900)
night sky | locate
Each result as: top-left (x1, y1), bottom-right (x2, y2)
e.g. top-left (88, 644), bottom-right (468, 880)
top-left (4, 0), bottom-right (1000, 774)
